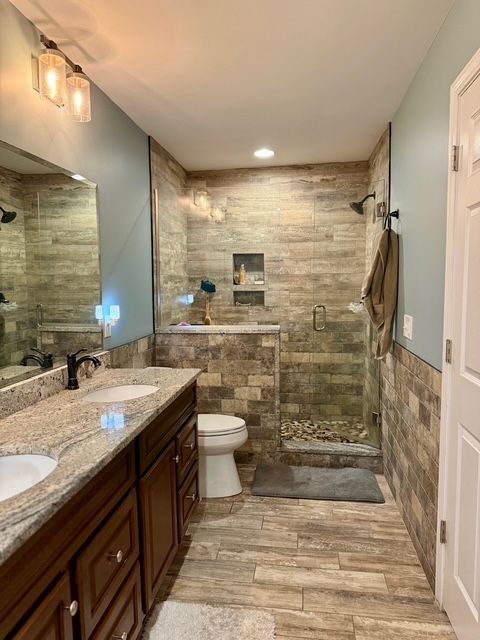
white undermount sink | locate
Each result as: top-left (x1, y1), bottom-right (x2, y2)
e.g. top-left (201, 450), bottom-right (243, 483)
top-left (83, 384), bottom-right (159, 403)
top-left (0, 454), bottom-right (57, 502)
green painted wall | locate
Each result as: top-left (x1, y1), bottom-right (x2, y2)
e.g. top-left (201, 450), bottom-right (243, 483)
top-left (0, 0), bottom-right (153, 348)
top-left (391, 0), bottom-right (480, 370)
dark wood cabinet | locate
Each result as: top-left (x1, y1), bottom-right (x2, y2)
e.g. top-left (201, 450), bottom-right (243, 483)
top-left (90, 564), bottom-right (143, 640)
top-left (11, 573), bottom-right (75, 640)
top-left (2, 382), bottom-right (198, 640)
top-left (139, 440), bottom-right (179, 611)
top-left (177, 462), bottom-right (200, 541)
top-left (76, 489), bottom-right (139, 638)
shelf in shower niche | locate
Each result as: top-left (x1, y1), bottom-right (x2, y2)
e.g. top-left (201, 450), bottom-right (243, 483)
top-left (232, 284), bottom-right (266, 291)
top-left (232, 253), bottom-right (265, 286)
top-left (233, 290), bottom-right (265, 307)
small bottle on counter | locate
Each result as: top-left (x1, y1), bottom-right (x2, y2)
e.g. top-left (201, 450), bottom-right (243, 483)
top-left (239, 264), bottom-right (246, 285)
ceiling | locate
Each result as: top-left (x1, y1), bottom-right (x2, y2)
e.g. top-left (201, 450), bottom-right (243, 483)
top-left (12, 0), bottom-right (454, 170)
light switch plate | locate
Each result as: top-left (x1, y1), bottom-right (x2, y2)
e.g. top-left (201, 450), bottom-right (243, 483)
top-left (403, 314), bottom-right (413, 340)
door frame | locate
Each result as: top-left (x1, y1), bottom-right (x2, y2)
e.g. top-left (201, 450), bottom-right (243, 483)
top-left (436, 46), bottom-right (480, 606)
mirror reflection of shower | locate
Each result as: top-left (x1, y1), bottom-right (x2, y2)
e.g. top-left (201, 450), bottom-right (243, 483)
top-left (0, 205), bottom-right (16, 224)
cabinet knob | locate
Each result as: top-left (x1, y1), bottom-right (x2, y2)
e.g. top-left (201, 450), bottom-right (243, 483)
top-left (187, 492), bottom-right (196, 501)
top-left (65, 600), bottom-right (78, 617)
top-left (113, 633), bottom-right (127, 640)
top-left (173, 454), bottom-right (180, 464)
top-left (108, 549), bottom-right (124, 564)
top-left (183, 442), bottom-right (195, 450)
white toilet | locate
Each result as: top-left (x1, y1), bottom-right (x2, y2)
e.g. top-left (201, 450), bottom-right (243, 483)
top-left (197, 414), bottom-right (248, 498)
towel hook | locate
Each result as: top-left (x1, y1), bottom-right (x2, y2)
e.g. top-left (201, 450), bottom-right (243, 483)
top-left (383, 209), bottom-right (399, 229)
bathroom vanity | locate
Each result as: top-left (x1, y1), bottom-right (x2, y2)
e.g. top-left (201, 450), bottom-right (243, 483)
top-left (0, 367), bottom-right (200, 640)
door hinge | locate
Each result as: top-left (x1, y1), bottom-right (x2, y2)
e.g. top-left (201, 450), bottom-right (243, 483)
top-left (440, 520), bottom-right (447, 544)
top-left (372, 412), bottom-right (382, 427)
top-left (445, 339), bottom-right (452, 364)
top-left (451, 145), bottom-right (459, 172)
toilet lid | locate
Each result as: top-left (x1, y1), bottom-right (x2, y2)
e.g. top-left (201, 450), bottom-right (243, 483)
top-left (198, 413), bottom-right (246, 436)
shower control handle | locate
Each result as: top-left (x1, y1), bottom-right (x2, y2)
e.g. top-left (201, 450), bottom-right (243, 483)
top-left (313, 305), bottom-right (326, 331)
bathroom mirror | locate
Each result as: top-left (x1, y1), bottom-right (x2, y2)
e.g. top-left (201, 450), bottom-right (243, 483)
top-left (0, 141), bottom-right (102, 388)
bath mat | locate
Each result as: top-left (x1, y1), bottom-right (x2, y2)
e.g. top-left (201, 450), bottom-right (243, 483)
top-left (142, 600), bottom-right (275, 639)
top-left (252, 463), bottom-right (385, 503)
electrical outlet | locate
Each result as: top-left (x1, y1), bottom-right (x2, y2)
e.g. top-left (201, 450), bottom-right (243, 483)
top-left (403, 314), bottom-right (413, 340)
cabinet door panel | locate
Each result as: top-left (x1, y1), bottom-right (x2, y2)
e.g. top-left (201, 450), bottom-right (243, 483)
top-left (90, 564), bottom-right (143, 640)
top-left (12, 573), bottom-right (74, 640)
top-left (76, 489), bottom-right (139, 638)
top-left (139, 440), bottom-right (178, 612)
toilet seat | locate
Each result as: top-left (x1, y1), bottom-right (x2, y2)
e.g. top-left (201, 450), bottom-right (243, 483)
top-left (198, 413), bottom-right (246, 437)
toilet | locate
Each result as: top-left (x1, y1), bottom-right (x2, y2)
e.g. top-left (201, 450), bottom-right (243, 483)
top-left (197, 414), bottom-right (248, 498)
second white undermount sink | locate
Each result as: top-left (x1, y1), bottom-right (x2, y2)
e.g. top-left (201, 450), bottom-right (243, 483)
top-left (83, 384), bottom-right (159, 403)
top-left (0, 454), bottom-right (57, 502)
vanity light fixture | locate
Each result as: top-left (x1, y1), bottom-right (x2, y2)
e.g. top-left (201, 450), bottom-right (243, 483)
top-left (254, 148), bottom-right (275, 159)
top-left (38, 37), bottom-right (66, 106)
top-left (66, 66), bottom-right (91, 122)
top-left (36, 35), bottom-right (92, 122)
top-left (95, 304), bottom-right (120, 338)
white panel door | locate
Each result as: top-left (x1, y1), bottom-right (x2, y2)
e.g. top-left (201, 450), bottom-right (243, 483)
top-left (443, 69), bottom-right (480, 640)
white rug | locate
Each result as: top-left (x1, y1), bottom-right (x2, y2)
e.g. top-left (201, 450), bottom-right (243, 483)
top-left (142, 600), bottom-right (275, 639)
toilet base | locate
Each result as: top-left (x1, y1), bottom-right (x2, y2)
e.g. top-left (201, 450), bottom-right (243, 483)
top-left (199, 451), bottom-right (242, 498)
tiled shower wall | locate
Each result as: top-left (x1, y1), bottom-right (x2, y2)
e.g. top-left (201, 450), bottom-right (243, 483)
top-left (186, 163), bottom-right (372, 428)
top-left (361, 128), bottom-right (390, 444)
top-left (0, 166), bottom-right (29, 366)
top-left (150, 139), bottom-right (189, 327)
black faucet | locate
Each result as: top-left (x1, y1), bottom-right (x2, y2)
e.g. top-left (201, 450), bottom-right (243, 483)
top-left (66, 349), bottom-right (102, 390)
top-left (20, 348), bottom-right (54, 369)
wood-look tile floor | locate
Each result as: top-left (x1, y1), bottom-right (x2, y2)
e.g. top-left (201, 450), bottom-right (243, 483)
top-left (160, 465), bottom-right (457, 640)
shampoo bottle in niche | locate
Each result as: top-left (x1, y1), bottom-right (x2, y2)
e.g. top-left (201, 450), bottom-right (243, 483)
top-left (239, 264), bottom-right (246, 285)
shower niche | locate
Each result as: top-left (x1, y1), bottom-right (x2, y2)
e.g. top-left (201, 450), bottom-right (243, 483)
top-left (232, 253), bottom-right (265, 306)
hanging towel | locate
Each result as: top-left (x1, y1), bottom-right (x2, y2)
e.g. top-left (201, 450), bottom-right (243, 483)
top-left (361, 228), bottom-right (399, 359)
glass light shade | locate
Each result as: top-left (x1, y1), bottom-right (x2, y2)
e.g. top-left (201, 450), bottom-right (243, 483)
top-left (109, 305), bottom-right (120, 321)
top-left (38, 48), bottom-right (66, 106)
top-left (66, 71), bottom-right (91, 122)
top-left (194, 189), bottom-right (209, 210)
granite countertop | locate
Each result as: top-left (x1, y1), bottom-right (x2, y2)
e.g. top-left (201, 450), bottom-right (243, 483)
top-left (156, 324), bottom-right (280, 334)
top-left (0, 366), bottom-right (201, 566)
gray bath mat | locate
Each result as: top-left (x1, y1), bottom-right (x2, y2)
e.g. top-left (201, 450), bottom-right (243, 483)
top-left (142, 600), bottom-right (275, 639)
top-left (252, 463), bottom-right (385, 503)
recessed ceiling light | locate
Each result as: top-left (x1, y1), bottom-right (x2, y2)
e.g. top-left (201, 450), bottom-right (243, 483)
top-left (254, 148), bottom-right (275, 159)
top-left (71, 173), bottom-right (86, 181)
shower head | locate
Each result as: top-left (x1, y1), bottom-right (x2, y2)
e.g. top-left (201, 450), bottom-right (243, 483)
top-left (0, 206), bottom-right (17, 224)
top-left (349, 192), bottom-right (375, 215)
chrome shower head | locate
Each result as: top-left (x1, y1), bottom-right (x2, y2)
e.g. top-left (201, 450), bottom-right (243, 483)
top-left (349, 192), bottom-right (375, 215)
top-left (0, 206), bottom-right (17, 224)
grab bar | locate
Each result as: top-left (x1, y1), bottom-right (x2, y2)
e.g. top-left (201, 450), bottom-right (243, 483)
top-left (313, 304), bottom-right (326, 331)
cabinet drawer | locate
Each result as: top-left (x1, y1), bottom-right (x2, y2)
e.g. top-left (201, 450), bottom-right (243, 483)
top-left (76, 489), bottom-right (139, 639)
top-left (11, 573), bottom-right (74, 640)
top-left (90, 563), bottom-right (144, 640)
top-left (176, 413), bottom-right (198, 483)
top-left (139, 384), bottom-right (196, 473)
top-left (178, 462), bottom-right (199, 541)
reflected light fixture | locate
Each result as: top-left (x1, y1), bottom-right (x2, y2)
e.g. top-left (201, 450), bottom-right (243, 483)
top-left (194, 189), bottom-right (209, 211)
top-left (71, 174), bottom-right (86, 181)
top-left (38, 37), bottom-right (66, 106)
top-left (254, 148), bottom-right (275, 159)
top-left (66, 66), bottom-right (91, 122)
